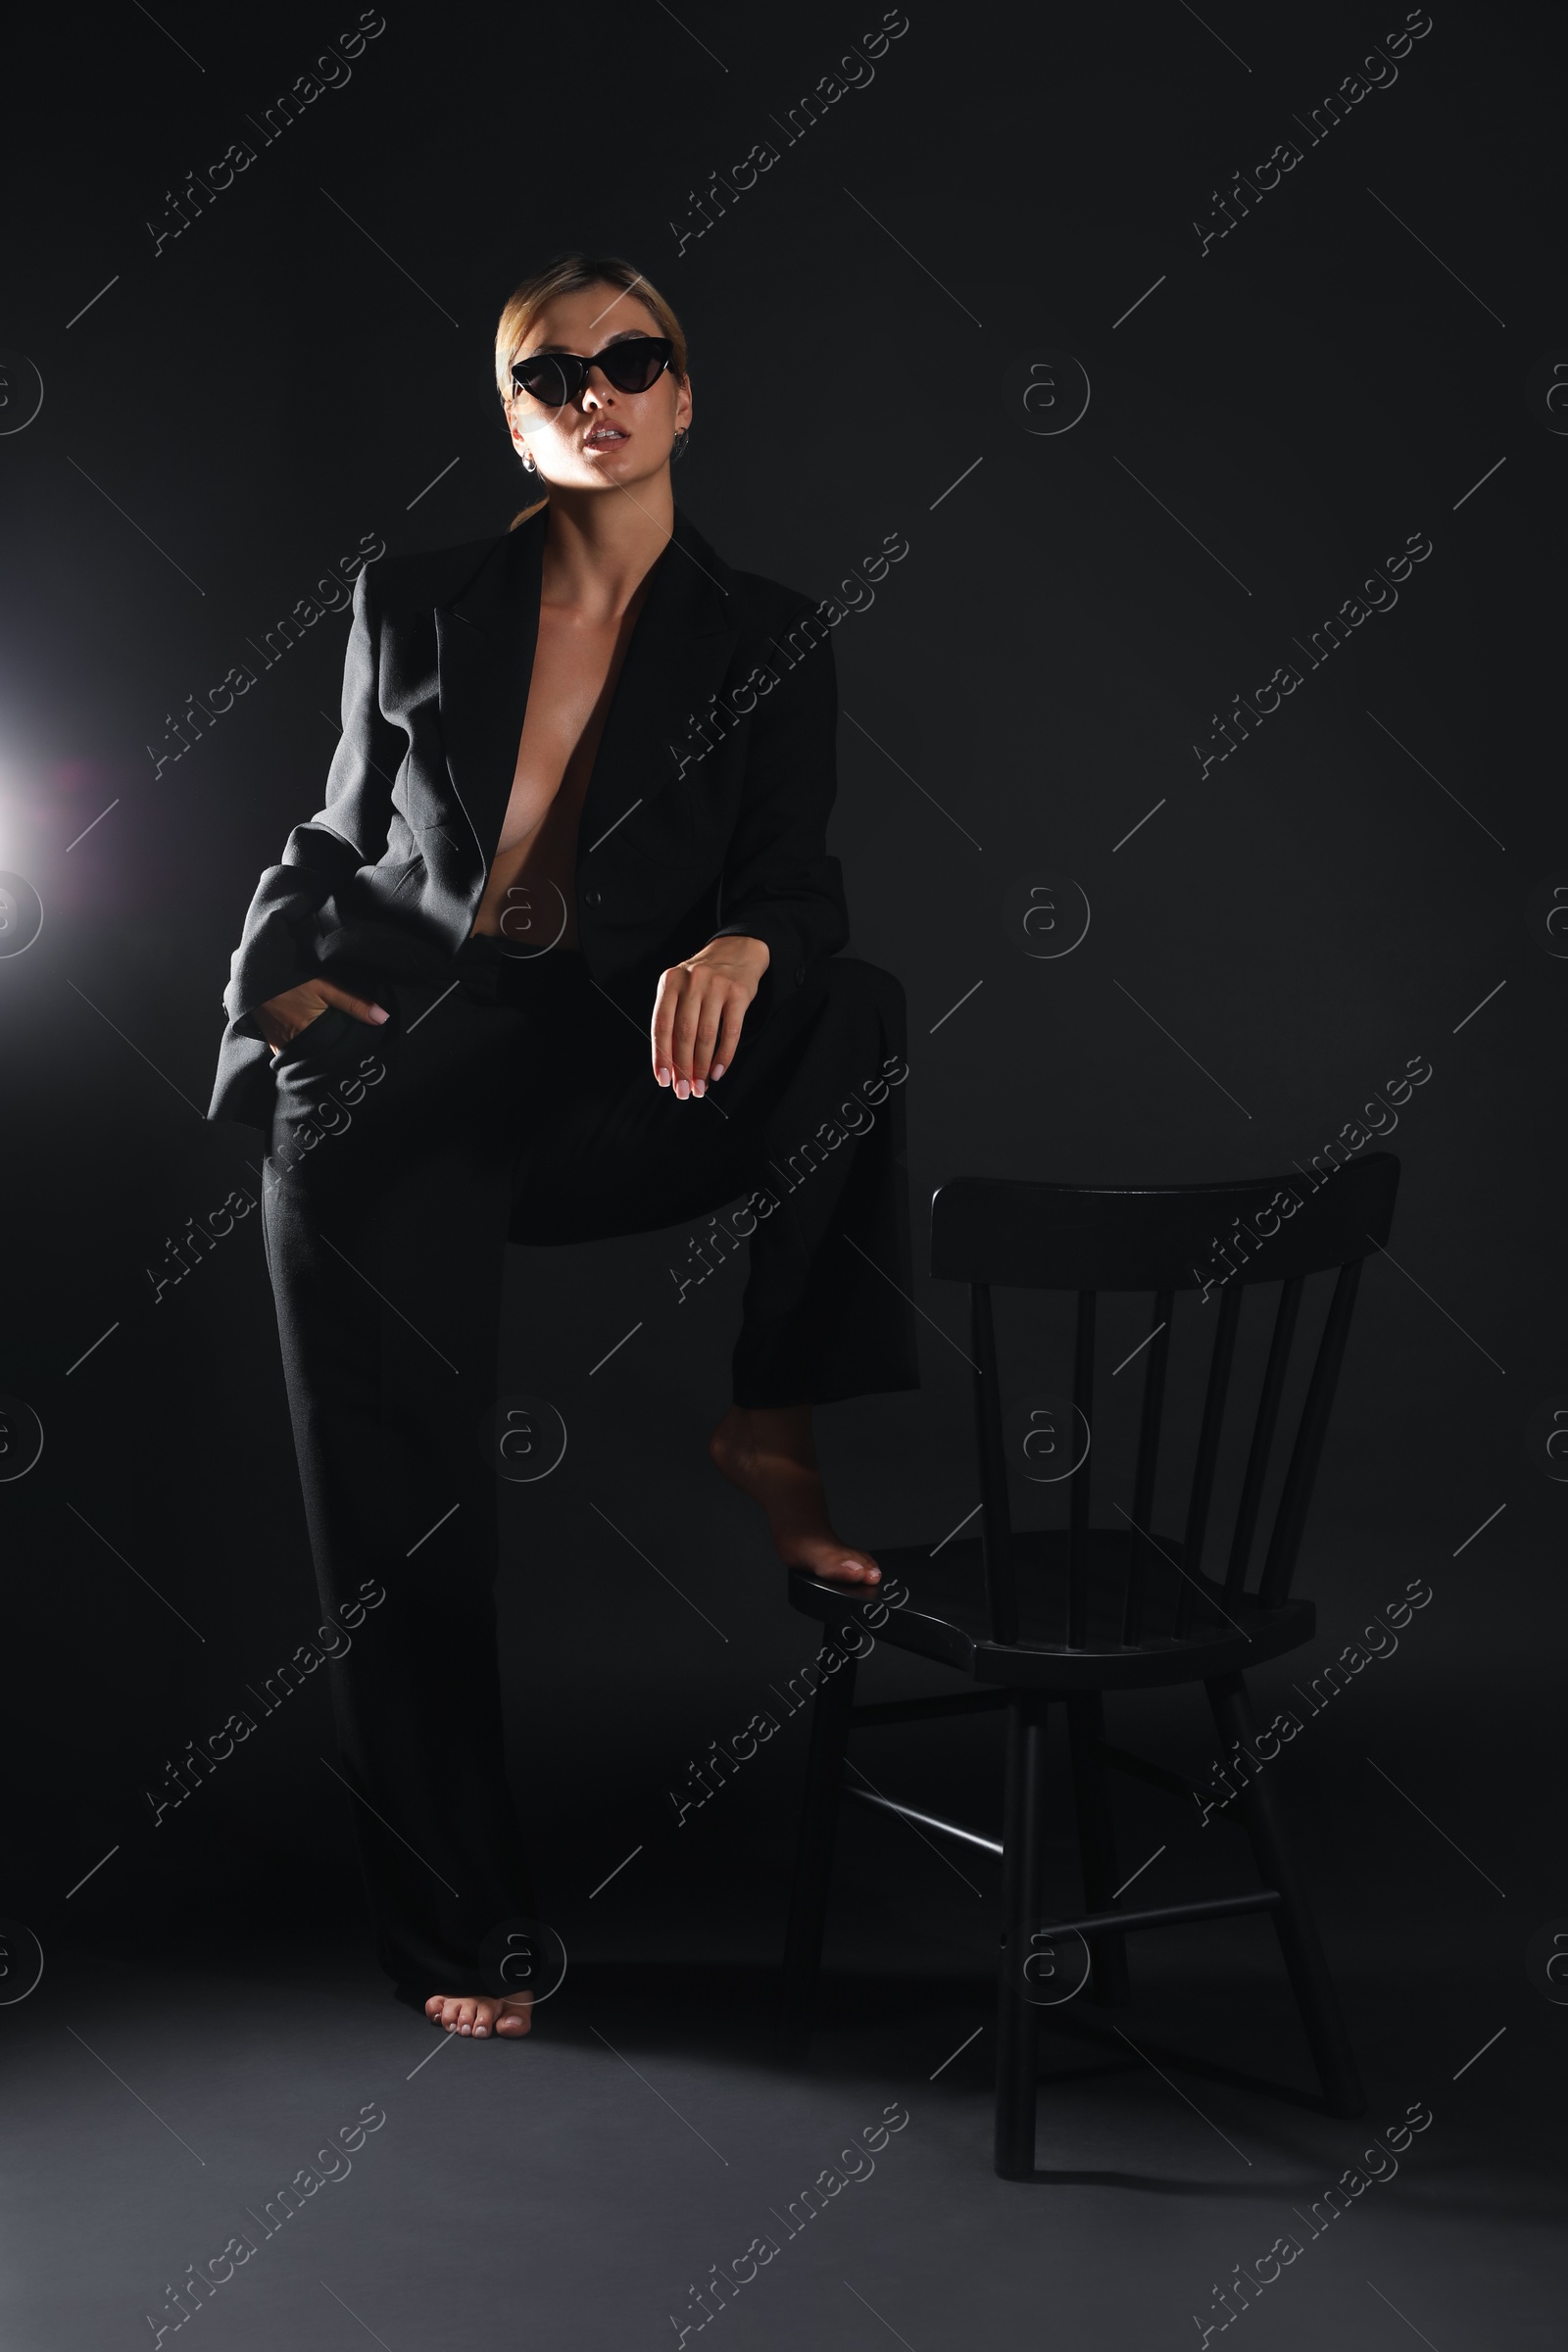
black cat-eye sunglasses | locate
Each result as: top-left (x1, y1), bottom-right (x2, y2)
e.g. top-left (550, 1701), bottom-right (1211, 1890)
top-left (510, 334), bottom-right (674, 410)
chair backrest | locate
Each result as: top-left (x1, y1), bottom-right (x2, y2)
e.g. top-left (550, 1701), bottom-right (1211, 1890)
top-left (929, 1153), bottom-right (1400, 1648)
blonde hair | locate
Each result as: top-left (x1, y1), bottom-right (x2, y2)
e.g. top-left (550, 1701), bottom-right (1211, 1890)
top-left (495, 252), bottom-right (690, 527)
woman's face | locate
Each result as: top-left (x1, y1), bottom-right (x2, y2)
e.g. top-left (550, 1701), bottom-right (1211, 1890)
top-left (506, 282), bottom-right (691, 494)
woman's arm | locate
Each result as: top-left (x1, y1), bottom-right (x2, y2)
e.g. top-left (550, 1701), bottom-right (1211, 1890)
top-left (651, 610), bottom-right (849, 1098)
top-left (705, 609), bottom-right (849, 995)
top-left (223, 559), bottom-right (404, 1041)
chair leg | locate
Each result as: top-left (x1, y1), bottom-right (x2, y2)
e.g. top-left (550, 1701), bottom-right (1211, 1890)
top-left (1066, 1694), bottom-right (1131, 2007)
top-left (995, 1693), bottom-right (1049, 2179)
top-left (780, 1653), bottom-right (859, 2054)
top-left (1205, 1671), bottom-right (1365, 2118)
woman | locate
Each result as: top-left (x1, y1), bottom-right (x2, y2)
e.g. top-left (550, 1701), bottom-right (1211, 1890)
top-left (208, 252), bottom-right (920, 2039)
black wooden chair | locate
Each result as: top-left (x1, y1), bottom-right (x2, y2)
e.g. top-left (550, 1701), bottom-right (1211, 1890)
top-left (781, 1152), bottom-right (1398, 2178)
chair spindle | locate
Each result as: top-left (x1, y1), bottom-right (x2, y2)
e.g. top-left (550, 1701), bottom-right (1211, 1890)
top-left (1067, 1292), bottom-right (1097, 1648)
top-left (1176, 1281), bottom-right (1245, 1638)
top-left (970, 1283), bottom-right (1018, 1644)
top-left (1258, 1258), bottom-right (1363, 1607)
top-left (1121, 1291), bottom-right (1175, 1645)
top-left (1224, 1277), bottom-right (1304, 1605)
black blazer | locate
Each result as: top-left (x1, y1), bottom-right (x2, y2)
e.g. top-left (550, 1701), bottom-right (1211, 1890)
top-left (207, 502), bottom-right (850, 1130)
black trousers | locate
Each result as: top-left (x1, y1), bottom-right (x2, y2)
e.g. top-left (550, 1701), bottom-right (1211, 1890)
top-left (260, 938), bottom-right (918, 1998)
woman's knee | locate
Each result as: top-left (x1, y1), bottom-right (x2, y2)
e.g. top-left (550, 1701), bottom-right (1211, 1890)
top-left (819, 955), bottom-right (908, 1055)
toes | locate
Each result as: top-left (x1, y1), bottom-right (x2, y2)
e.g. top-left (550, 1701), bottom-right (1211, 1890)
top-left (425, 1989), bottom-right (525, 2039)
top-left (822, 1556), bottom-right (879, 1584)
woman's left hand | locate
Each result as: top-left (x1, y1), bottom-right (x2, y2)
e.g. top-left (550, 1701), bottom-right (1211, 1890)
top-left (652, 936), bottom-right (770, 1099)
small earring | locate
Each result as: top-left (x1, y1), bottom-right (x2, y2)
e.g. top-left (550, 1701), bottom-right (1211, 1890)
top-left (672, 425), bottom-right (691, 461)
top-left (522, 451), bottom-right (537, 473)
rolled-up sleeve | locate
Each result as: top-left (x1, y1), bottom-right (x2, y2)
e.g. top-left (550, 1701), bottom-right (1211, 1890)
top-left (222, 559), bottom-right (403, 1034)
top-left (706, 607), bottom-right (849, 1007)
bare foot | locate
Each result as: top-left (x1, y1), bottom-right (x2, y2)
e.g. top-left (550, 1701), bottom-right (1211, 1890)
top-left (709, 1403), bottom-right (881, 1584)
top-left (423, 1990), bottom-right (533, 2039)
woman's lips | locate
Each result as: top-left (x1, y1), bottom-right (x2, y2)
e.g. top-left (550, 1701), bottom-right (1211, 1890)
top-left (584, 429), bottom-right (628, 451)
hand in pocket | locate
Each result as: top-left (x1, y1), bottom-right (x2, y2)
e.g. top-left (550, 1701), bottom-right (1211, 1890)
top-left (256, 977), bottom-right (390, 1054)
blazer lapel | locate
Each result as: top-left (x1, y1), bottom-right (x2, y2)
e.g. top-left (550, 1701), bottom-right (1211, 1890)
top-left (433, 504), bottom-right (741, 871)
top-left (433, 508), bottom-right (546, 865)
top-left (577, 508), bottom-right (742, 858)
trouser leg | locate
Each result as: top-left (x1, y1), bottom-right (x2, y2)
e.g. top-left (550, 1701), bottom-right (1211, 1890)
top-left (260, 989), bottom-right (534, 1995)
top-left (508, 955), bottom-right (921, 1407)
top-left (253, 944), bottom-right (920, 1992)
top-left (727, 956), bottom-right (919, 1406)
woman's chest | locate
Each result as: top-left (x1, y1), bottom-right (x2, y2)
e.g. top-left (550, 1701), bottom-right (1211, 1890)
top-left (500, 600), bottom-right (645, 846)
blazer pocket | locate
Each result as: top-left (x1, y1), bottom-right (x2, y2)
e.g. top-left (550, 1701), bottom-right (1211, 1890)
top-left (272, 1004), bottom-right (398, 1084)
top-left (270, 1005), bottom-right (357, 1074)
top-left (597, 827), bottom-right (720, 900)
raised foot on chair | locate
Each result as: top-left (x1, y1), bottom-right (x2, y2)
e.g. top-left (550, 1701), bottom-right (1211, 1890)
top-left (709, 1404), bottom-right (881, 1584)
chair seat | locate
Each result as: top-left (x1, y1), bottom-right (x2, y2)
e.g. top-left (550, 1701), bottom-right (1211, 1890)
top-left (786, 1530), bottom-right (1315, 1691)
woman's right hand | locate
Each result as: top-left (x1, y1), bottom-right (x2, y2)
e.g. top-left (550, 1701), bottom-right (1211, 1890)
top-left (254, 977), bottom-right (390, 1054)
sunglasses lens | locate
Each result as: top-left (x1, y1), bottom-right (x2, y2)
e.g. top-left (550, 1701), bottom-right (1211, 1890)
top-left (602, 338), bottom-right (668, 393)
top-left (513, 356), bottom-right (570, 407)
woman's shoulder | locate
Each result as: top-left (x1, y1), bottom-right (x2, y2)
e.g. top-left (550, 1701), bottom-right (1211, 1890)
top-left (726, 563), bottom-right (819, 633)
top-left (364, 529), bottom-right (514, 617)
top-left (674, 510), bottom-right (819, 638)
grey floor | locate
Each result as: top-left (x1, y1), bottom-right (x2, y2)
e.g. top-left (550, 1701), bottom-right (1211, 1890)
top-left (5, 1888), bottom-right (1557, 2349)
top-left (8, 1454), bottom-right (1559, 2348)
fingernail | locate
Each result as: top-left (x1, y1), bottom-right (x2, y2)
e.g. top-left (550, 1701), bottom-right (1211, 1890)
top-left (675, 1079), bottom-right (689, 1100)
top-left (710, 1062), bottom-right (725, 1080)
top-left (368, 1006), bottom-right (389, 1024)
top-left (692, 1078), bottom-right (706, 1096)
top-left (657, 1066), bottom-right (670, 1086)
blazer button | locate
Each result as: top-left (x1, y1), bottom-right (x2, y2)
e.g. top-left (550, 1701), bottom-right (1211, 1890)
top-left (582, 886), bottom-right (602, 908)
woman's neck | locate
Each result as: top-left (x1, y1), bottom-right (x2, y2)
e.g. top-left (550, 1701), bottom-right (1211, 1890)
top-left (539, 484), bottom-right (674, 621)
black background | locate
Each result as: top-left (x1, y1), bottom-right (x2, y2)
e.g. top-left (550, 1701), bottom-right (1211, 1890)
top-left (0, 0), bottom-right (1562, 2269)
